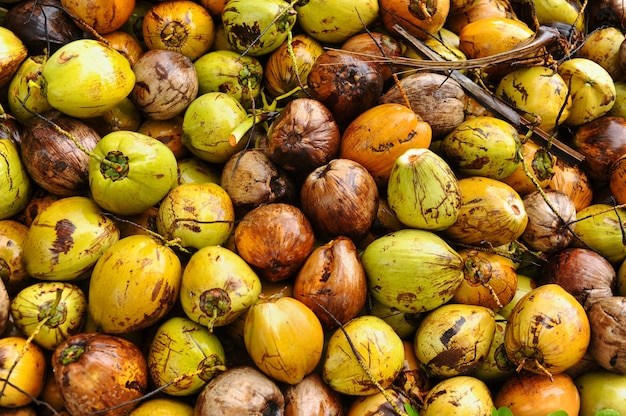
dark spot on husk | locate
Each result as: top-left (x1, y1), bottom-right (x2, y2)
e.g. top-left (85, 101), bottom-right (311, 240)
top-left (50, 219), bottom-right (76, 263)
top-left (125, 380), bottom-right (144, 393)
top-left (440, 316), bottom-right (466, 347)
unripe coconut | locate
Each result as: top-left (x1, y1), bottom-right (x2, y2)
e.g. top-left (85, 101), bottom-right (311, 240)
top-left (501, 140), bottom-right (556, 197)
top-left (494, 372), bottom-right (581, 416)
top-left (322, 315), bottom-right (404, 396)
top-left (0, 220), bottom-right (30, 294)
top-left (439, 115), bottom-right (521, 180)
top-left (452, 249), bottom-right (518, 311)
top-left (7, 55), bottom-right (53, 123)
top-left (263, 33), bottom-right (324, 99)
top-left (366, 297), bottom-right (422, 340)
top-left (380, 0), bottom-right (450, 42)
top-left (504, 284), bottom-right (591, 377)
top-left (180, 245), bottom-right (262, 330)
top-left (10, 282), bottom-right (86, 350)
top-left (575, 369), bottom-right (626, 416)
top-left (295, 0), bottom-right (379, 44)
top-left (88, 235), bottom-right (182, 334)
top-left (156, 182), bottom-right (235, 250)
top-left (194, 49), bottom-right (263, 109)
top-left (88, 131), bottom-right (178, 216)
top-left (0, 337), bottom-right (46, 408)
top-left (148, 316), bottom-right (226, 396)
top-left (421, 376), bottom-right (494, 416)
top-left (572, 203), bottom-right (626, 264)
top-left (444, 176), bottom-right (528, 247)
top-left (182, 92), bottom-right (249, 164)
top-left (558, 57), bottom-right (616, 126)
top-left (361, 229), bottom-right (464, 313)
top-left (129, 398), bottom-right (193, 416)
top-left (577, 26), bottom-right (625, 81)
top-left (222, 0), bottom-right (296, 56)
top-left (41, 39), bottom-right (135, 118)
top-left (340, 103), bottom-right (432, 187)
top-left (472, 314), bottom-right (515, 383)
top-left (0, 26), bottom-right (28, 88)
top-left (22, 196), bottom-right (120, 281)
top-left (495, 66), bottom-right (571, 132)
top-left (386, 147), bottom-right (461, 231)
top-left (414, 304), bottom-right (496, 378)
top-left (0, 138), bottom-right (31, 220)
top-left (244, 296), bottom-right (324, 385)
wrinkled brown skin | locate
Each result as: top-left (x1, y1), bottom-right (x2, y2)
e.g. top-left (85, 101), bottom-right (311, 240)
top-left (131, 49), bottom-right (199, 120)
top-left (307, 50), bottom-right (383, 128)
top-left (234, 203), bottom-right (315, 282)
top-left (588, 296), bottom-right (626, 374)
top-left (262, 97), bottom-right (341, 176)
top-left (20, 111), bottom-right (100, 197)
top-left (521, 190), bottom-right (577, 254)
top-left (194, 366), bottom-right (285, 416)
top-left (542, 248), bottom-right (616, 311)
top-left (573, 116), bottom-right (626, 181)
top-left (52, 332), bottom-right (148, 416)
top-left (293, 236), bottom-right (368, 331)
top-left (5, 0), bottom-right (83, 55)
top-left (283, 373), bottom-right (344, 416)
top-left (221, 149), bottom-right (297, 218)
top-left (300, 158), bottom-right (379, 243)
top-left (379, 72), bottom-right (467, 137)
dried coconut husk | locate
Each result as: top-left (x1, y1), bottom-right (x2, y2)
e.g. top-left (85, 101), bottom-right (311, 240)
top-left (379, 72), bottom-right (467, 138)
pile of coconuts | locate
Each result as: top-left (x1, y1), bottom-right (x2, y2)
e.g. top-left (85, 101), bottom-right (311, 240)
top-left (3, 0), bottom-right (626, 415)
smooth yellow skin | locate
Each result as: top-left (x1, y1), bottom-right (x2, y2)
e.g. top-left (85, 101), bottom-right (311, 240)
top-left (42, 39), bottom-right (135, 118)
top-left (558, 58), bottom-right (616, 126)
top-left (361, 229), bottom-right (464, 314)
top-left (0, 337), bottom-right (46, 408)
top-left (504, 284), bottom-right (590, 375)
top-left (128, 397), bottom-right (194, 416)
top-left (444, 176), bottom-right (529, 247)
top-left (180, 245), bottom-right (262, 329)
top-left (11, 282), bottom-right (87, 350)
top-left (88, 234), bottom-right (182, 334)
top-left (156, 182), bottom-right (235, 250)
top-left (422, 376), bottom-right (494, 416)
top-left (414, 304), bottom-right (496, 378)
top-left (148, 316), bottom-right (225, 396)
top-left (533, 0), bottom-right (585, 32)
top-left (22, 196), bottom-right (120, 281)
top-left (244, 296), bottom-right (324, 385)
top-left (7, 55), bottom-right (53, 123)
top-left (323, 315), bottom-right (405, 396)
top-left (296, 0), bottom-right (379, 44)
top-left (496, 66), bottom-right (571, 133)
top-left (0, 139), bottom-right (31, 220)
